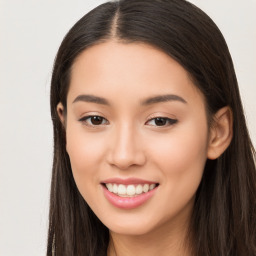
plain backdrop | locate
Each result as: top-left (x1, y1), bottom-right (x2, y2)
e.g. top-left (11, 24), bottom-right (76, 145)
top-left (0, 0), bottom-right (255, 255)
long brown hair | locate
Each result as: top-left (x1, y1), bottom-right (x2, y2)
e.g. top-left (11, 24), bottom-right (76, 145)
top-left (48, 0), bottom-right (256, 255)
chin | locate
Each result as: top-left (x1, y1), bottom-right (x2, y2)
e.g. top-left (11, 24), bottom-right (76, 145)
top-left (101, 212), bottom-right (163, 236)
top-left (109, 223), bottom-right (155, 236)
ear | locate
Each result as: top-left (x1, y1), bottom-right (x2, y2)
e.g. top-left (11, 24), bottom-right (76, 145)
top-left (207, 106), bottom-right (233, 160)
top-left (57, 102), bottom-right (66, 127)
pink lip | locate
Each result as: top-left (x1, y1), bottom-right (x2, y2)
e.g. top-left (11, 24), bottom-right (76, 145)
top-left (101, 177), bottom-right (157, 185)
top-left (101, 184), bottom-right (158, 209)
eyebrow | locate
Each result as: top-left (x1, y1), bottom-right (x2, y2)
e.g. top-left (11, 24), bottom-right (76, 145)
top-left (141, 94), bottom-right (187, 105)
top-left (72, 94), bottom-right (187, 106)
top-left (72, 94), bottom-right (110, 105)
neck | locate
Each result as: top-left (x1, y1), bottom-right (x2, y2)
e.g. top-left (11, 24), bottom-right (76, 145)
top-left (107, 217), bottom-right (193, 256)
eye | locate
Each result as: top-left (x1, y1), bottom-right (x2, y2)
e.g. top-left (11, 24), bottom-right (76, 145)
top-left (146, 117), bottom-right (177, 127)
top-left (79, 115), bottom-right (109, 126)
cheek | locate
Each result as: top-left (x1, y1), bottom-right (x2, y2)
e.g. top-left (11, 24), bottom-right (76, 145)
top-left (165, 132), bottom-right (207, 171)
top-left (65, 125), bottom-right (105, 194)
top-left (143, 125), bottom-right (208, 225)
top-left (149, 122), bottom-right (208, 192)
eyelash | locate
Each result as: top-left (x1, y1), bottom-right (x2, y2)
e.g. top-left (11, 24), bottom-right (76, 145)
top-left (146, 117), bottom-right (178, 126)
top-left (79, 115), bottom-right (178, 128)
top-left (79, 115), bottom-right (109, 126)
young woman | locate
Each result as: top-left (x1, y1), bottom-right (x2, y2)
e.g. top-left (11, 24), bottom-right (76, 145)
top-left (47, 0), bottom-right (256, 255)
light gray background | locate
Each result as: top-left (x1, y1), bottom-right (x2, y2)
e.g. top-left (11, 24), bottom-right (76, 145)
top-left (0, 0), bottom-right (255, 255)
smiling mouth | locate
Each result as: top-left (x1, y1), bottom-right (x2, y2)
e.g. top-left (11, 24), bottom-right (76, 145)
top-left (103, 183), bottom-right (159, 197)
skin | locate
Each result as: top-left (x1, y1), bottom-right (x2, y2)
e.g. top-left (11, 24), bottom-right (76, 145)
top-left (57, 41), bottom-right (232, 256)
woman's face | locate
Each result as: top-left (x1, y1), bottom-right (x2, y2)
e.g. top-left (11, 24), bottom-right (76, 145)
top-left (62, 41), bottom-right (211, 235)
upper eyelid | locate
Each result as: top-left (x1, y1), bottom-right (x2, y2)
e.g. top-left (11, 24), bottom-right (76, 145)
top-left (80, 115), bottom-right (108, 120)
top-left (146, 114), bottom-right (177, 122)
top-left (146, 117), bottom-right (177, 125)
top-left (146, 111), bottom-right (177, 119)
top-left (146, 116), bottom-right (176, 121)
top-left (79, 114), bottom-right (107, 120)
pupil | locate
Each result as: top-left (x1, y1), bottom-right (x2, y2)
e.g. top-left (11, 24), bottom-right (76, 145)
top-left (155, 118), bottom-right (166, 126)
top-left (91, 116), bottom-right (103, 125)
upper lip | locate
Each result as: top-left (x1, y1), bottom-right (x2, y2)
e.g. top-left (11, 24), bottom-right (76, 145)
top-left (101, 177), bottom-right (158, 185)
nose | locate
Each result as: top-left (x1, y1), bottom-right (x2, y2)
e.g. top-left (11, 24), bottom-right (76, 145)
top-left (107, 123), bottom-right (146, 170)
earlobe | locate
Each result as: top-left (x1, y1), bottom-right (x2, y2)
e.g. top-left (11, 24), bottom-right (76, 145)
top-left (57, 102), bottom-right (66, 128)
top-left (207, 106), bottom-right (233, 160)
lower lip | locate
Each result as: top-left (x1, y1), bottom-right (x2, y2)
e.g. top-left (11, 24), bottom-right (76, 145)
top-left (102, 185), bottom-right (158, 209)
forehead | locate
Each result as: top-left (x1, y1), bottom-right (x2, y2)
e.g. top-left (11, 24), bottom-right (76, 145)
top-left (67, 41), bottom-right (204, 107)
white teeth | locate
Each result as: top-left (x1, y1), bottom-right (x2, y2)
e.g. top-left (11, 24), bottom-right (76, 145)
top-left (143, 184), bottom-right (149, 193)
top-left (113, 184), bottom-right (118, 194)
top-left (127, 185), bottom-right (136, 196)
top-left (135, 184), bottom-right (143, 195)
top-left (105, 183), bottom-right (157, 197)
top-left (117, 184), bottom-right (126, 195)
top-left (106, 183), bottom-right (113, 192)
top-left (149, 184), bottom-right (156, 190)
